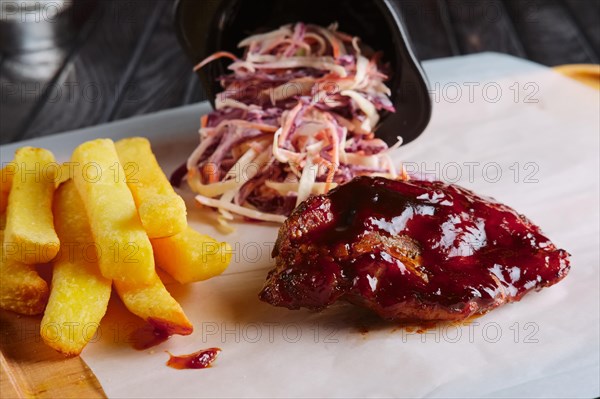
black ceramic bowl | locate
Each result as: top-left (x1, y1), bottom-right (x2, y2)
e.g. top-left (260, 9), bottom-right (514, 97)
top-left (173, 0), bottom-right (431, 145)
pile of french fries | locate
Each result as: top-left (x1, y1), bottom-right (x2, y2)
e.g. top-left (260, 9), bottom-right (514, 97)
top-left (0, 138), bottom-right (231, 356)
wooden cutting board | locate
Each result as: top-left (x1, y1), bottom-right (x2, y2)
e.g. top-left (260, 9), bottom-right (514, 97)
top-left (0, 310), bottom-right (106, 398)
top-left (553, 64), bottom-right (600, 89)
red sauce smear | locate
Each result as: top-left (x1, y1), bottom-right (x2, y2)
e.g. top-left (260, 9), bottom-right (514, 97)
top-left (166, 348), bottom-right (221, 370)
top-left (169, 162), bottom-right (188, 187)
top-left (130, 325), bottom-right (171, 350)
top-left (130, 318), bottom-right (193, 350)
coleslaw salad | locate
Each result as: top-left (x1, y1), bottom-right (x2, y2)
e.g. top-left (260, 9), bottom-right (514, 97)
top-left (180, 22), bottom-right (407, 227)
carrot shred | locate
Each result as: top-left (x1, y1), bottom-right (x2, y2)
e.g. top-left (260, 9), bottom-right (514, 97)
top-left (201, 163), bottom-right (220, 184)
top-left (193, 51), bottom-right (239, 72)
top-left (331, 41), bottom-right (340, 58)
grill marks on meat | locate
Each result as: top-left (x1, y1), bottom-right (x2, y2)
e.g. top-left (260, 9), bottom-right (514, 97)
top-left (259, 177), bottom-right (570, 322)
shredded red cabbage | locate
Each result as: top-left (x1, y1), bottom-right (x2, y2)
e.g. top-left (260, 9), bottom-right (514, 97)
top-left (182, 22), bottom-right (406, 225)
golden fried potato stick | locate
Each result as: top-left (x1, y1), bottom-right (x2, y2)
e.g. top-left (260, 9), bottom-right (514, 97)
top-left (114, 273), bottom-right (193, 336)
top-left (152, 227), bottom-right (231, 284)
top-left (115, 137), bottom-right (187, 238)
top-left (1, 161), bottom-right (69, 217)
top-left (0, 231), bottom-right (49, 315)
top-left (40, 181), bottom-right (112, 356)
top-left (71, 139), bottom-right (154, 283)
top-left (0, 164), bottom-right (14, 214)
top-left (3, 147), bottom-right (60, 264)
top-left (55, 162), bottom-right (73, 187)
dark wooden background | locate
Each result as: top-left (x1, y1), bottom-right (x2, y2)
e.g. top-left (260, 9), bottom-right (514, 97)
top-left (1, 0), bottom-right (599, 144)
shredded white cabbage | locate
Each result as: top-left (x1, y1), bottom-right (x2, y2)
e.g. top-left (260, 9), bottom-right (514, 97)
top-left (195, 195), bottom-right (287, 223)
top-left (184, 22), bottom-right (406, 229)
top-left (266, 181), bottom-right (336, 196)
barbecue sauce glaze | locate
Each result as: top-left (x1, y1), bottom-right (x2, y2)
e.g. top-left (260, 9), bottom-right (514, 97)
top-left (261, 177), bottom-right (570, 321)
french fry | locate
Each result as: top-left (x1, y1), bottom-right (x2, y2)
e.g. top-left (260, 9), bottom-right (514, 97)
top-left (0, 231), bottom-right (49, 315)
top-left (115, 137), bottom-right (187, 238)
top-left (1, 162), bottom-right (68, 214)
top-left (0, 164), bottom-right (14, 214)
top-left (3, 147), bottom-right (60, 264)
top-left (71, 139), bottom-right (154, 283)
top-left (114, 273), bottom-right (193, 336)
top-left (40, 181), bottom-right (111, 356)
top-left (55, 163), bottom-right (73, 187)
top-left (152, 227), bottom-right (231, 284)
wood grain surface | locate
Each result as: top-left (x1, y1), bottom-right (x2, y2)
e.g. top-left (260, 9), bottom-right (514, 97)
top-left (443, 0), bottom-right (527, 57)
top-left (503, 0), bottom-right (599, 65)
top-left (0, 310), bottom-right (105, 399)
top-left (113, 2), bottom-right (196, 120)
top-left (564, 0), bottom-right (600, 55)
top-left (0, 0), bottom-right (598, 144)
top-left (19, 0), bottom-right (165, 140)
top-left (397, 0), bottom-right (458, 59)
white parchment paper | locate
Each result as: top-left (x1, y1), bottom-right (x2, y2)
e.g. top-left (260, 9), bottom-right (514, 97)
top-left (2, 53), bottom-right (597, 398)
